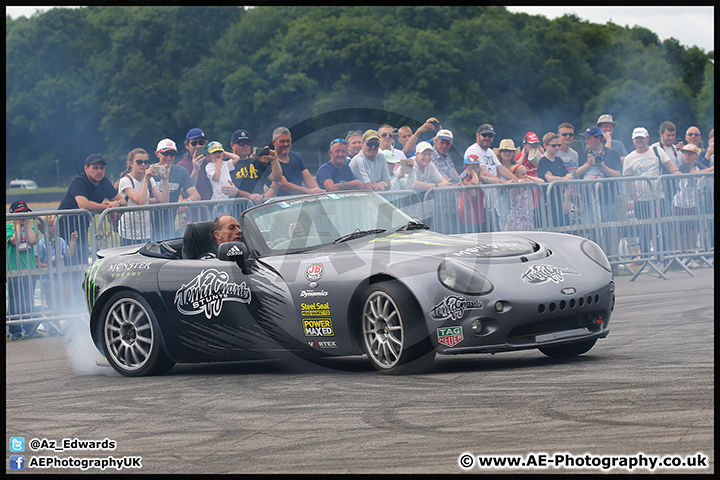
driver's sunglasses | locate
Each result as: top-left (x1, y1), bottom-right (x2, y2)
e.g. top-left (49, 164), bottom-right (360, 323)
top-left (190, 140), bottom-right (206, 147)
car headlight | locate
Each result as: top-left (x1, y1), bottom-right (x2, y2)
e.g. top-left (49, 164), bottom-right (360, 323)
top-left (581, 239), bottom-right (611, 272)
top-left (438, 260), bottom-right (494, 295)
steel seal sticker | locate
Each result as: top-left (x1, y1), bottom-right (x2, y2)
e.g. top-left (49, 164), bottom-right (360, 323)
top-left (430, 295), bottom-right (483, 321)
top-left (301, 301), bottom-right (334, 336)
top-left (174, 269), bottom-right (251, 319)
top-left (437, 326), bottom-right (463, 347)
top-left (521, 264), bottom-right (581, 284)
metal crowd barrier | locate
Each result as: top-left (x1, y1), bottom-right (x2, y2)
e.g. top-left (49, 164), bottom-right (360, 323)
top-left (5, 175), bottom-right (714, 333)
top-left (6, 210), bottom-right (95, 336)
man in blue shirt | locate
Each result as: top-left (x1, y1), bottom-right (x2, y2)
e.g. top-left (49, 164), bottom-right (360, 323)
top-left (273, 126), bottom-right (325, 196)
top-left (316, 139), bottom-right (364, 191)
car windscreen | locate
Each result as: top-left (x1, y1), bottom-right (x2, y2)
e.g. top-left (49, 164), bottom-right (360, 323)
top-left (244, 192), bottom-right (413, 253)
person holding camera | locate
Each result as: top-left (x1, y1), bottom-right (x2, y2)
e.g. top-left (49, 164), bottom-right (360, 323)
top-left (575, 126), bottom-right (622, 180)
top-left (221, 129), bottom-right (282, 204)
top-left (402, 117), bottom-right (442, 158)
top-left (116, 148), bottom-right (169, 246)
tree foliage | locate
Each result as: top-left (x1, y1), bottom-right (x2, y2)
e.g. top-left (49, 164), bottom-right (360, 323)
top-left (5, 6), bottom-right (714, 185)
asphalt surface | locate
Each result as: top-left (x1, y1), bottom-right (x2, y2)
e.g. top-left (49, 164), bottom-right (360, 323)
top-left (6, 267), bottom-right (714, 474)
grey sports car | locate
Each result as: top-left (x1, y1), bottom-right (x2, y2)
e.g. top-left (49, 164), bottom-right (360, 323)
top-left (83, 191), bottom-right (614, 376)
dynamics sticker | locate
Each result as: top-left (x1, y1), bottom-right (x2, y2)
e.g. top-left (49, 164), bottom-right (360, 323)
top-left (174, 269), bottom-right (251, 319)
top-left (521, 264), bottom-right (581, 284)
top-left (430, 295), bottom-right (483, 321)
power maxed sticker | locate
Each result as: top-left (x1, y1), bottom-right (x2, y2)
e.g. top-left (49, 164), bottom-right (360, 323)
top-left (174, 269), bottom-right (251, 319)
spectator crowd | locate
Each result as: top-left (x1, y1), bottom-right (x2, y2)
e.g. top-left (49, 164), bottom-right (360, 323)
top-left (6, 115), bottom-right (715, 340)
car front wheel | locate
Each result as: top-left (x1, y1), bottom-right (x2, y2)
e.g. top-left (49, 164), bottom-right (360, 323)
top-left (361, 281), bottom-right (434, 374)
top-left (101, 292), bottom-right (174, 376)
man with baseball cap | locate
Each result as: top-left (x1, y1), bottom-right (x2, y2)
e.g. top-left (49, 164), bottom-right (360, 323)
top-left (431, 129), bottom-right (460, 182)
top-left (56, 154), bottom-right (127, 300)
top-left (58, 153), bottom-right (126, 214)
top-left (623, 127), bottom-right (681, 257)
top-left (463, 124), bottom-right (518, 186)
top-left (222, 129), bottom-right (282, 204)
top-left (349, 129), bottom-right (392, 191)
top-left (7, 200), bottom-right (40, 339)
top-left (177, 127), bottom-right (213, 200)
top-left (576, 126), bottom-right (622, 180)
top-left (150, 138), bottom-right (200, 239)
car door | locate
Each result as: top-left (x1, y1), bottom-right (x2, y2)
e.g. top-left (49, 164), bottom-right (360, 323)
top-left (157, 257), bottom-right (295, 361)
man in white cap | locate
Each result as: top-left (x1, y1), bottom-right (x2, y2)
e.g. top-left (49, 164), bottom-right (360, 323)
top-left (151, 138), bottom-right (201, 239)
top-left (431, 129), bottom-right (460, 182)
top-left (412, 141), bottom-right (451, 192)
top-left (597, 114), bottom-right (628, 162)
top-left (623, 127), bottom-right (680, 256)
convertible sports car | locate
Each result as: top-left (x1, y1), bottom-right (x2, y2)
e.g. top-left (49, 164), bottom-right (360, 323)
top-left (83, 191), bottom-right (614, 376)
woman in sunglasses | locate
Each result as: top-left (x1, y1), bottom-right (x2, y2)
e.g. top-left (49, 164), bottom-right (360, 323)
top-left (116, 148), bottom-right (169, 246)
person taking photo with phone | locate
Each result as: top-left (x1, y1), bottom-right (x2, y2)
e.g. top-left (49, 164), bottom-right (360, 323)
top-left (116, 148), bottom-right (169, 246)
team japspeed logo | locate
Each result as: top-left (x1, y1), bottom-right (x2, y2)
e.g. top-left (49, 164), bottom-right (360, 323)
top-left (437, 326), bottom-right (463, 347)
top-left (521, 264), bottom-right (581, 284)
top-left (430, 295), bottom-right (483, 321)
top-left (305, 263), bottom-right (324, 281)
top-left (174, 269), bottom-right (251, 319)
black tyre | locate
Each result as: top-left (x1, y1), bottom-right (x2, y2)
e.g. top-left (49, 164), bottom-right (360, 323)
top-left (538, 338), bottom-right (597, 358)
top-left (100, 292), bottom-right (175, 376)
top-left (361, 281), bottom-right (434, 374)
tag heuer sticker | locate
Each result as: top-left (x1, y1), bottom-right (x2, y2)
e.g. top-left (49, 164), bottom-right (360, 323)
top-left (305, 263), bottom-right (324, 281)
top-left (437, 326), bottom-right (463, 347)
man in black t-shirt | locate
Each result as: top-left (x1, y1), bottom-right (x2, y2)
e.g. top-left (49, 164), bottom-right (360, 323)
top-left (57, 154), bottom-right (127, 302)
top-left (222, 129), bottom-right (282, 204)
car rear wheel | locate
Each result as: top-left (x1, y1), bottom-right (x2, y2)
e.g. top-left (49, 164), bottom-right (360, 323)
top-left (538, 338), bottom-right (597, 358)
top-left (101, 292), bottom-right (174, 376)
top-left (361, 281), bottom-right (434, 374)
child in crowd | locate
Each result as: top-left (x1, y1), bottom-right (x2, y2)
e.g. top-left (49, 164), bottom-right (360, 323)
top-left (34, 215), bottom-right (77, 311)
top-left (205, 141), bottom-right (241, 200)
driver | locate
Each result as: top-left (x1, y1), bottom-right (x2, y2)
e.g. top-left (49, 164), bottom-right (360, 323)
top-left (201, 215), bottom-right (242, 259)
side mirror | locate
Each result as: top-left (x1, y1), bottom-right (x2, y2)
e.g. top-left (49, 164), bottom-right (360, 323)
top-left (217, 242), bottom-right (251, 273)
